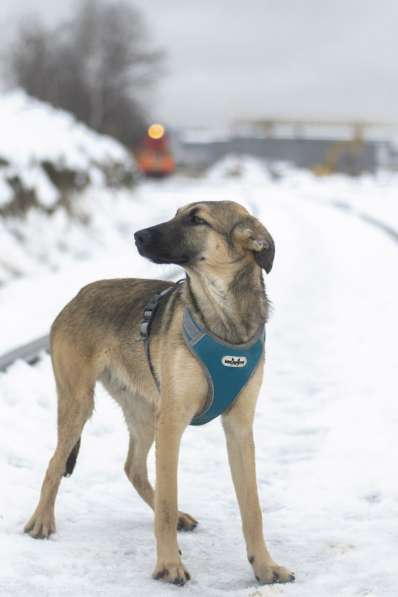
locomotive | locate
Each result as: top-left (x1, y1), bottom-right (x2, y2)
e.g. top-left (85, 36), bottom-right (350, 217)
top-left (135, 123), bottom-right (176, 177)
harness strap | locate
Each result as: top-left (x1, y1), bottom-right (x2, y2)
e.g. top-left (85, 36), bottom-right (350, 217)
top-left (140, 281), bottom-right (183, 390)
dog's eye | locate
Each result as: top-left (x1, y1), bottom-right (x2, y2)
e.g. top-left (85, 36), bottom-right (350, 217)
top-left (191, 214), bottom-right (208, 226)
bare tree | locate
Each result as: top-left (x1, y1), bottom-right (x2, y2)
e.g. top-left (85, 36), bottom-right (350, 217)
top-left (5, 1), bottom-right (164, 147)
top-left (7, 18), bottom-right (59, 104)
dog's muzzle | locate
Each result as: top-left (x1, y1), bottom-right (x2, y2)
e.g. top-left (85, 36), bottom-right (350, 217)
top-left (134, 223), bottom-right (191, 265)
top-left (134, 228), bottom-right (152, 252)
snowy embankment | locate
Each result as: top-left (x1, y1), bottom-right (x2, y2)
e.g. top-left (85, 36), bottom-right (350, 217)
top-left (1, 160), bottom-right (398, 596)
top-left (0, 90), bottom-right (137, 284)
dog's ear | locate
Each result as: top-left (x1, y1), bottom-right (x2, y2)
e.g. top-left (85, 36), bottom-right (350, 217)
top-left (233, 217), bottom-right (275, 273)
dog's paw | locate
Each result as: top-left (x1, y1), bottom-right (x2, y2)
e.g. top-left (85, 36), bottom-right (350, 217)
top-left (177, 511), bottom-right (198, 532)
top-left (252, 560), bottom-right (295, 585)
top-left (24, 510), bottom-right (56, 539)
top-left (153, 558), bottom-right (191, 585)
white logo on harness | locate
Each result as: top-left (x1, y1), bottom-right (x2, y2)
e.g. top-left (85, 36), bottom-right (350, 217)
top-left (222, 355), bottom-right (247, 368)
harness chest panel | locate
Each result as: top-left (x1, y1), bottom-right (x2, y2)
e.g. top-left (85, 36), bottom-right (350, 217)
top-left (182, 308), bottom-right (265, 426)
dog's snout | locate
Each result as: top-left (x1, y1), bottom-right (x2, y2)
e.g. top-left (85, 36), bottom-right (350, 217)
top-left (134, 228), bottom-right (151, 247)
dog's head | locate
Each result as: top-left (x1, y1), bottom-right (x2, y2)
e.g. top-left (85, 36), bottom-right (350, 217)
top-left (134, 201), bottom-right (275, 275)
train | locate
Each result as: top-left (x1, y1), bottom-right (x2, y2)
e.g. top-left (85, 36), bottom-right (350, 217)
top-left (135, 123), bottom-right (176, 177)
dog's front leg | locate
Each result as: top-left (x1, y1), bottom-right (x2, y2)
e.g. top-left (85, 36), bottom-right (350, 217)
top-left (153, 406), bottom-right (191, 586)
top-left (222, 391), bottom-right (295, 585)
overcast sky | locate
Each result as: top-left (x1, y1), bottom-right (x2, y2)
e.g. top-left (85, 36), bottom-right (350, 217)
top-left (1, 0), bottom-right (397, 127)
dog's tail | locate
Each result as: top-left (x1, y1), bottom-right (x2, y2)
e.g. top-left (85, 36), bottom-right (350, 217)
top-left (63, 438), bottom-right (81, 477)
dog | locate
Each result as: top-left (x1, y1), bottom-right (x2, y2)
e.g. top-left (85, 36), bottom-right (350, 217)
top-left (24, 200), bottom-right (294, 586)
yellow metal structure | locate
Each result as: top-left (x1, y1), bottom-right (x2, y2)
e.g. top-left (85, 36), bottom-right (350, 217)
top-left (236, 118), bottom-right (397, 175)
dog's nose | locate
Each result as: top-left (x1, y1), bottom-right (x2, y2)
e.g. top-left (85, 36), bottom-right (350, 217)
top-left (134, 228), bottom-right (151, 247)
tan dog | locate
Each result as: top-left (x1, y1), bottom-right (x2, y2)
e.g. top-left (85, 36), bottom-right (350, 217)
top-left (24, 200), bottom-right (294, 586)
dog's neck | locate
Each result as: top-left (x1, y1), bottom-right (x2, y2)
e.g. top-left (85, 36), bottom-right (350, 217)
top-left (183, 263), bottom-right (269, 343)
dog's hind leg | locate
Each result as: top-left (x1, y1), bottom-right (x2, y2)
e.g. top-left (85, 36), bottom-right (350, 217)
top-left (123, 404), bottom-right (197, 532)
top-left (24, 342), bottom-right (95, 539)
top-left (124, 416), bottom-right (155, 510)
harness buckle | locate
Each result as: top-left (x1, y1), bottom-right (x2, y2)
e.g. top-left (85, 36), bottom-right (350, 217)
top-left (140, 320), bottom-right (149, 338)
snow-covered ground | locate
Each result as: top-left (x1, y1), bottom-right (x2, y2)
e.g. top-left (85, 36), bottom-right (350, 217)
top-left (1, 161), bottom-right (398, 596)
top-left (276, 166), bottom-right (398, 231)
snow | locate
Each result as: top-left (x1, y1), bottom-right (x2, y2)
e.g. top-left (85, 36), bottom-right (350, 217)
top-left (18, 165), bottom-right (59, 208)
top-left (1, 159), bottom-right (398, 596)
top-left (206, 154), bottom-right (271, 183)
top-left (0, 178), bottom-right (13, 208)
top-left (0, 90), bottom-right (130, 170)
top-left (0, 90), bottom-right (136, 210)
top-left (276, 167), bottom-right (398, 231)
top-left (0, 187), bottom-right (149, 286)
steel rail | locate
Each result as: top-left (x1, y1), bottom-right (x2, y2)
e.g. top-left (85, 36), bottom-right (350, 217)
top-left (0, 334), bottom-right (50, 372)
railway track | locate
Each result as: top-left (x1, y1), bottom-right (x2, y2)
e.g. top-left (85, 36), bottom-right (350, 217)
top-left (0, 334), bottom-right (49, 372)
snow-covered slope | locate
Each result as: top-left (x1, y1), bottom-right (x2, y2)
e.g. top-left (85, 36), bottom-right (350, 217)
top-left (1, 165), bottom-right (398, 596)
top-left (0, 90), bottom-right (136, 212)
top-left (0, 185), bottom-right (149, 286)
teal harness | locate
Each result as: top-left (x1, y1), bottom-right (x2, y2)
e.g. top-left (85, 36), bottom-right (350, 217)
top-left (183, 308), bottom-right (265, 425)
top-left (140, 283), bottom-right (265, 426)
